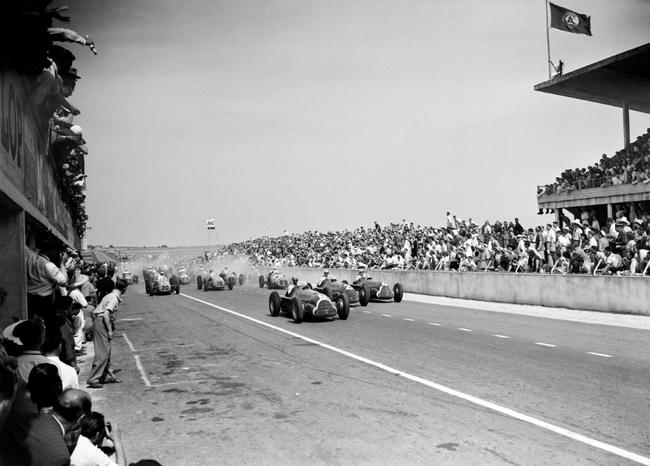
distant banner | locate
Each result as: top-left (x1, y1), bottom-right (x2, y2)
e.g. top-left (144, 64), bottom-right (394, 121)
top-left (206, 218), bottom-right (215, 230)
top-left (549, 3), bottom-right (591, 36)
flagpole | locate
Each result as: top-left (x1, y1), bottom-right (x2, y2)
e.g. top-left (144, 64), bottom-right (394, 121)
top-left (545, 0), bottom-right (551, 78)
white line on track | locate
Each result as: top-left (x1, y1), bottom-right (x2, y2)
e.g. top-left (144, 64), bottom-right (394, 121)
top-left (404, 318), bottom-right (415, 322)
top-left (587, 352), bottom-right (613, 358)
top-left (119, 318), bottom-right (143, 322)
top-left (134, 354), bottom-right (151, 387)
top-left (535, 342), bottom-right (557, 348)
top-left (122, 333), bottom-right (151, 387)
top-left (381, 314), bottom-right (392, 317)
top-left (457, 328), bottom-right (473, 332)
top-left (363, 310), bottom-right (371, 314)
top-left (493, 334), bottom-right (511, 339)
top-left (122, 333), bottom-right (136, 352)
top-left (180, 292), bottom-right (650, 465)
top-left (427, 322), bottom-right (441, 326)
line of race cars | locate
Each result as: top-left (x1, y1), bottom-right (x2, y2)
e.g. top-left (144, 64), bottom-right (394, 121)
top-left (261, 269), bottom-right (403, 323)
top-left (133, 264), bottom-right (404, 325)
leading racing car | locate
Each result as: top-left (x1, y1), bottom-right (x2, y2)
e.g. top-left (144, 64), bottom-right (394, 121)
top-left (268, 282), bottom-right (349, 323)
top-left (347, 275), bottom-right (403, 303)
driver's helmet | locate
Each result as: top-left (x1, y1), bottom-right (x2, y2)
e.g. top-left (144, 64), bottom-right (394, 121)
top-left (323, 269), bottom-right (329, 276)
top-left (291, 276), bottom-right (299, 284)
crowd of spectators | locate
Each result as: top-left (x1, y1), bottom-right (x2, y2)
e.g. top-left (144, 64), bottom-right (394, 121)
top-left (539, 130), bottom-right (650, 197)
top-left (219, 210), bottom-right (650, 276)
top-left (2, 1), bottom-right (97, 238)
top-left (0, 233), bottom-right (160, 465)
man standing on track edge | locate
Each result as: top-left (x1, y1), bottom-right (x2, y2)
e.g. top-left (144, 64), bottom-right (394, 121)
top-left (87, 279), bottom-right (128, 389)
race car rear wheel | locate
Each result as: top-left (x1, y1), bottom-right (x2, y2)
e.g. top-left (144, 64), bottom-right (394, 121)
top-left (175, 284), bottom-right (180, 294)
top-left (258, 275), bottom-right (265, 288)
top-left (358, 284), bottom-right (370, 307)
top-left (239, 274), bottom-right (245, 286)
top-left (197, 275), bottom-right (203, 290)
top-left (291, 297), bottom-right (304, 323)
top-left (337, 292), bottom-right (350, 320)
top-left (393, 283), bottom-right (403, 303)
top-left (228, 282), bottom-right (233, 290)
top-left (269, 292), bottom-right (281, 317)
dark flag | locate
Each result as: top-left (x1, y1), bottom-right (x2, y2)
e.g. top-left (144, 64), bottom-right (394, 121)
top-left (549, 3), bottom-right (592, 36)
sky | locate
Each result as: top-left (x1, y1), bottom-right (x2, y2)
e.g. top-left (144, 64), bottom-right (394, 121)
top-left (58, 0), bottom-right (650, 247)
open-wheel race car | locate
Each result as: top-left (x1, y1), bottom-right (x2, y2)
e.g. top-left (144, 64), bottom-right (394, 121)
top-left (197, 270), bottom-right (235, 291)
top-left (177, 267), bottom-right (191, 285)
top-left (268, 282), bottom-right (349, 323)
top-left (348, 276), bottom-right (403, 303)
top-left (259, 270), bottom-right (288, 289)
top-left (144, 269), bottom-right (180, 296)
top-left (219, 269), bottom-right (245, 287)
top-left (121, 270), bottom-right (138, 285)
top-left (314, 278), bottom-right (369, 307)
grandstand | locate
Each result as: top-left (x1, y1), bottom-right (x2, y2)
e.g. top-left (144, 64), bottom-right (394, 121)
top-left (535, 42), bottom-right (650, 225)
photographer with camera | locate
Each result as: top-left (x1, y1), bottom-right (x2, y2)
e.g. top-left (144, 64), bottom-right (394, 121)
top-left (71, 411), bottom-right (127, 466)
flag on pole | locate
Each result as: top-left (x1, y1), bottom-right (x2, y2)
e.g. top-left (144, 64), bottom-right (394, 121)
top-left (549, 3), bottom-right (591, 36)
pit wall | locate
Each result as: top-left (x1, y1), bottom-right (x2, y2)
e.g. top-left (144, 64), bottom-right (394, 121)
top-left (256, 267), bottom-right (650, 316)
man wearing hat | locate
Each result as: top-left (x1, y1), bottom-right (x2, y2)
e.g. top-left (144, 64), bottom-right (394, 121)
top-left (570, 219), bottom-right (583, 248)
top-left (317, 269), bottom-right (330, 287)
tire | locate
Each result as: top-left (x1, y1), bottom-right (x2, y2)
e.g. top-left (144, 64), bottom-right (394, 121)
top-left (239, 274), bottom-right (245, 286)
top-left (322, 286), bottom-right (333, 301)
top-left (259, 275), bottom-right (265, 288)
top-left (393, 283), bottom-right (403, 303)
top-left (337, 292), bottom-right (350, 320)
top-left (197, 275), bottom-right (203, 290)
top-left (228, 282), bottom-right (233, 290)
top-left (358, 284), bottom-right (370, 307)
top-left (175, 285), bottom-right (180, 294)
top-left (291, 297), bottom-right (304, 323)
top-left (269, 292), bottom-right (281, 317)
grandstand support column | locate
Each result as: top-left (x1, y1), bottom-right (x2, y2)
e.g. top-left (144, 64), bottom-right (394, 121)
top-left (555, 209), bottom-right (561, 225)
top-left (0, 206), bottom-right (27, 328)
top-left (623, 100), bottom-right (630, 148)
top-left (607, 203), bottom-right (613, 219)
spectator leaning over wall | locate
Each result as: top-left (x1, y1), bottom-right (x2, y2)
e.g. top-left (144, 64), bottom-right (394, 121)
top-left (26, 233), bottom-right (71, 329)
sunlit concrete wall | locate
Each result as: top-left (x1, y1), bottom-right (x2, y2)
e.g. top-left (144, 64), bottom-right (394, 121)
top-left (256, 267), bottom-right (650, 316)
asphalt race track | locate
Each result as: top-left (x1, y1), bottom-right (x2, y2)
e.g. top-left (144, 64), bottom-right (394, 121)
top-left (87, 281), bottom-right (650, 465)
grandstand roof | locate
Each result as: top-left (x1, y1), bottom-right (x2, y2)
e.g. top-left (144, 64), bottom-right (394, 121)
top-left (534, 42), bottom-right (650, 114)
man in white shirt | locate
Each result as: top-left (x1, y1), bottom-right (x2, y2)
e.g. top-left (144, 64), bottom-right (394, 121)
top-left (25, 235), bottom-right (70, 327)
top-left (42, 334), bottom-right (79, 390)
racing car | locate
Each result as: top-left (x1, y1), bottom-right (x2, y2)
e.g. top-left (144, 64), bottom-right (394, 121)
top-left (268, 283), bottom-right (349, 323)
top-left (121, 270), bottom-right (138, 285)
top-left (197, 270), bottom-right (235, 291)
top-left (314, 278), bottom-right (369, 307)
top-left (219, 269), bottom-right (245, 287)
top-left (347, 276), bottom-right (403, 303)
top-left (145, 270), bottom-right (180, 296)
top-left (259, 270), bottom-right (289, 289)
top-left (177, 267), bottom-right (191, 285)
